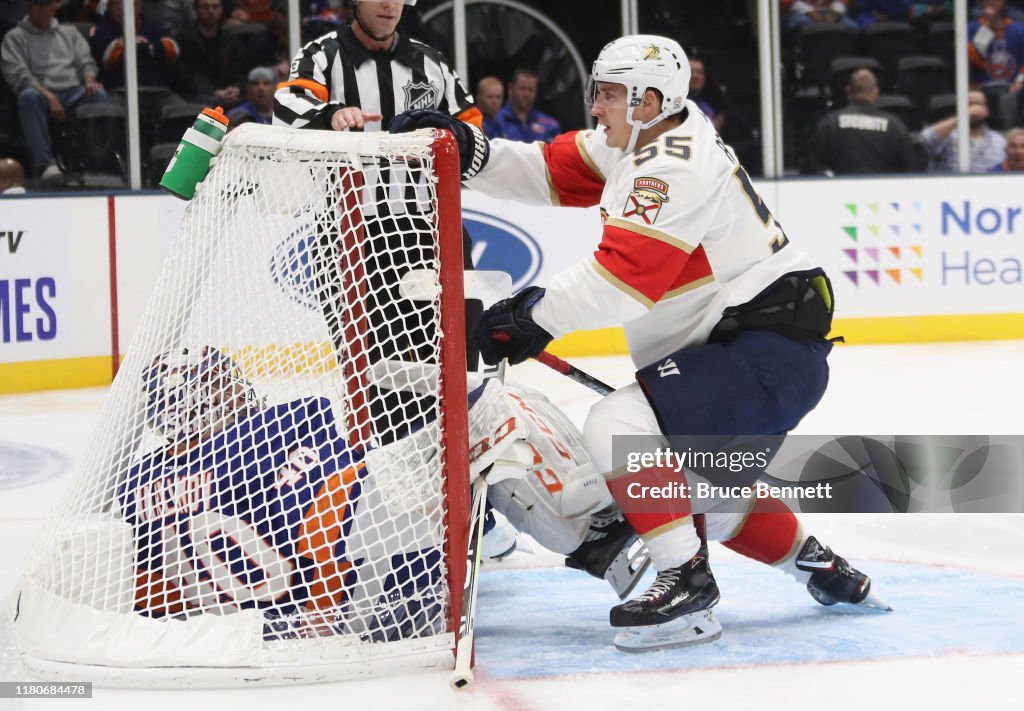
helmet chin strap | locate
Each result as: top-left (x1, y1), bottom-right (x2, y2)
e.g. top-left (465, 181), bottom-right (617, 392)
top-left (624, 104), bottom-right (667, 153)
top-left (353, 4), bottom-right (399, 43)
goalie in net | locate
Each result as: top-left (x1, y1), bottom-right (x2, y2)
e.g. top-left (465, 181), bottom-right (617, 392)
top-left (7, 123), bottom-right (641, 685)
top-left (123, 345), bottom-right (445, 642)
top-left (120, 345), bottom-right (647, 642)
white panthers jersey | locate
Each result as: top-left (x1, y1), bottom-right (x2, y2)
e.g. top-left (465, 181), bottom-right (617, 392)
top-left (469, 100), bottom-right (815, 369)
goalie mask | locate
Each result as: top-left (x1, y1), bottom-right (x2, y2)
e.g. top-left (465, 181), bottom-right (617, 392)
top-left (585, 35), bottom-right (690, 153)
top-left (143, 346), bottom-right (262, 444)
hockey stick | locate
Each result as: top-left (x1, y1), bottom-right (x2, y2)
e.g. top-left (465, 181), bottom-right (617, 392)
top-left (449, 475), bottom-right (489, 690)
top-left (534, 350), bottom-right (614, 397)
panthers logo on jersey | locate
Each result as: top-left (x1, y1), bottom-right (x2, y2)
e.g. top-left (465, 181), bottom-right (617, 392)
top-left (623, 177), bottom-right (670, 225)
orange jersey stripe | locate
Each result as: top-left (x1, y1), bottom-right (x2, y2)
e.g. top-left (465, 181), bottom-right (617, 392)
top-left (968, 44), bottom-right (986, 70)
top-left (278, 78), bottom-right (330, 104)
top-left (595, 224), bottom-right (710, 304)
top-left (542, 131), bottom-right (605, 207)
top-left (297, 463), bottom-right (364, 609)
top-left (105, 40), bottom-right (124, 69)
top-left (455, 106), bottom-right (483, 129)
top-left (134, 567), bottom-right (186, 616)
top-left (159, 37), bottom-right (179, 62)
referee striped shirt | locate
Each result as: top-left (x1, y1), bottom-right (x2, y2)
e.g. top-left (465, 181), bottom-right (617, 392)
top-left (273, 24), bottom-right (483, 132)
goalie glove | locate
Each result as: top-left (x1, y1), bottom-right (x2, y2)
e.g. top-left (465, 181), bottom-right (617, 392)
top-left (471, 286), bottom-right (553, 366)
top-left (387, 108), bottom-right (490, 181)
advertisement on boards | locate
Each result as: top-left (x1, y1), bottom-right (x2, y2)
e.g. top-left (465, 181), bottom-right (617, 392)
top-left (774, 175), bottom-right (1024, 319)
top-left (0, 197), bottom-right (109, 364)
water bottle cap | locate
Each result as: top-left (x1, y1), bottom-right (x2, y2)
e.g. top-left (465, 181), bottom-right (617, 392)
top-left (202, 106), bottom-right (230, 126)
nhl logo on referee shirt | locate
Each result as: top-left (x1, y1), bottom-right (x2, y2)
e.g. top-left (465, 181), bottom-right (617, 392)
top-left (403, 80), bottom-right (440, 111)
top-left (623, 177), bottom-right (670, 225)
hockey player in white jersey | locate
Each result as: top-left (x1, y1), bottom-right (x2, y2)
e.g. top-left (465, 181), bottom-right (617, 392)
top-left (389, 35), bottom-right (889, 652)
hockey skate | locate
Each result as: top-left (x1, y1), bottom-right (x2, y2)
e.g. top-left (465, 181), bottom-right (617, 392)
top-left (565, 514), bottom-right (651, 599)
top-left (609, 553), bottom-right (722, 652)
top-left (796, 536), bottom-right (892, 612)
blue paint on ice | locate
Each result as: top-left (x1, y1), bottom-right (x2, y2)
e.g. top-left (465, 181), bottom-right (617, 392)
top-left (474, 559), bottom-right (1024, 679)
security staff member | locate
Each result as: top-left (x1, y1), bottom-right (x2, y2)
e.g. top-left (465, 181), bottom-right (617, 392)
top-left (806, 68), bottom-right (913, 175)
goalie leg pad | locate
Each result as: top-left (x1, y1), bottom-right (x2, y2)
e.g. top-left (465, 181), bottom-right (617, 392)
top-left (487, 477), bottom-right (589, 555)
top-left (558, 465), bottom-right (614, 518)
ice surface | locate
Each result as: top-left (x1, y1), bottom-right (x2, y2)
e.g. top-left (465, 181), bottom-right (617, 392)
top-left (1, 341), bottom-right (1022, 710)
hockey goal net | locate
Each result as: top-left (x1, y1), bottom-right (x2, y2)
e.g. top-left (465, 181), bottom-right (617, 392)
top-left (9, 124), bottom-right (470, 686)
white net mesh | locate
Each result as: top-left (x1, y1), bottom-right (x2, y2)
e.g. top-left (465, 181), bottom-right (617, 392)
top-left (12, 124), bottom-right (468, 686)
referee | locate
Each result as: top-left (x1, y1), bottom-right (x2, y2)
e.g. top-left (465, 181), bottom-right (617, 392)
top-left (273, 0), bottom-right (481, 132)
top-left (273, 0), bottom-right (481, 446)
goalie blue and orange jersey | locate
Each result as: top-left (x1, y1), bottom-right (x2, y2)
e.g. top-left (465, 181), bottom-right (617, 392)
top-left (119, 397), bottom-right (367, 616)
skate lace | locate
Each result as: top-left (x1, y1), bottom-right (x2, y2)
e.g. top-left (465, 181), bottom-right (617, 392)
top-left (637, 568), bottom-right (681, 602)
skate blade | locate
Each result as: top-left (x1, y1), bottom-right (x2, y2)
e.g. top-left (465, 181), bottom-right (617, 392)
top-left (606, 538), bottom-right (652, 600)
top-left (613, 609), bottom-right (722, 653)
top-left (857, 589), bottom-right (893, 612)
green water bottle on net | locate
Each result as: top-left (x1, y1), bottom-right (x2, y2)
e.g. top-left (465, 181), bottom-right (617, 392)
top-left (159, 106), bottom-right (230, 200)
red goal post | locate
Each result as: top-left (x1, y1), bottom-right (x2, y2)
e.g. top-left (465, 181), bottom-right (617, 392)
top-left (8, 124), bottom-right (471, 687)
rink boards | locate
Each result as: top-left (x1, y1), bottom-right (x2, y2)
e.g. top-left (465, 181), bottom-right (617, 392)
top-left (3, 174), bottom-right (1024, 393)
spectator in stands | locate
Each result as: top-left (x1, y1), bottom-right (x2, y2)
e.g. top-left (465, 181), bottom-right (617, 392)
top-left (225, 112), bottom-right (256, 131)
top-left (89, 0), bottom-right (180, 93)
top-left (782, 0), bottom-right (858, 40)
top-left (0, 156), bottom-right (26, 193)
top-left (859, 1), bottom-right (952, 28)
top-left (490, 67), bottom-right (560, 143)
top-left (228, 0), bottom-right (272, 26)
top-left (991, 126), bottom-right (1024, 169)
top-left (174, 0), bottom-right (244, 105)
top-left (920, 89), bottom-right (1007, 171)
top-left (968, 0), bottom-right (1024, 90)
top-left (1, 0), bottom-right (108, 183)
top-left (227, 66), bottom-right (274, 124)
top-left (299, 2), bottom-right (345, 44)
top-left (54, 0), bottom-right (99, 23)
top-left (143, 0), bottom-right (194, 38)
top-left (688, 56), bottom-right (726, 131)
top-left (806, 68), bottom-right (914, 174)
top-left (475, 75), bottom-right (503, 138)
top-left (857, 0), bottom-right (905, 26)
top-left (907, 1), bottom-right (953, 23)
top-left (226, 0), bottom-right (284, 63)
top-left (972, 0), bottom-right (1024, 24)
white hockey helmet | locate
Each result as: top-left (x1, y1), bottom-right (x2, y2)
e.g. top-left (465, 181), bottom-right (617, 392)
top-left (143, 346), bottom-right (262, 444)
top-left (586, 35), bottom-right (690, 152)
